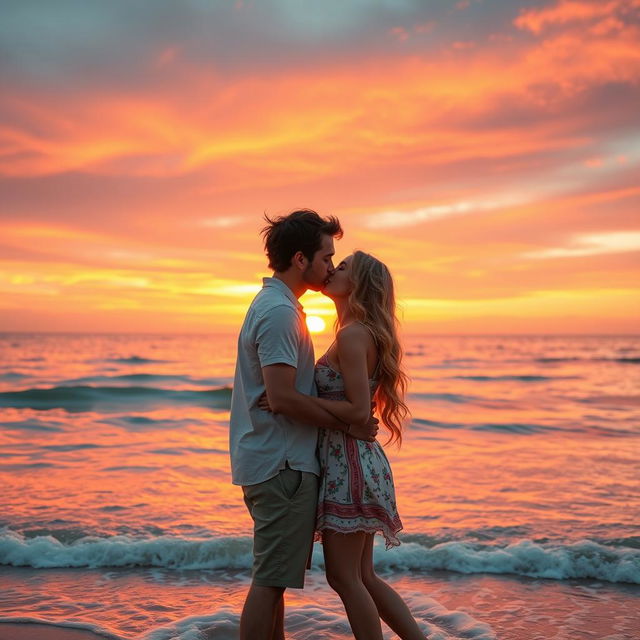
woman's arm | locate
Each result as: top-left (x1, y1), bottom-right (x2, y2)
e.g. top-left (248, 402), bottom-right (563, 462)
top-left (311, 324), bottom-right (373, 425)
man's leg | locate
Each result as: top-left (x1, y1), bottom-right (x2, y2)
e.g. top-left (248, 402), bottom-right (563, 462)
top-left (241, 469), bottom-right (317, 638)
top-left (272, 592), bottom-right (284, 640)
top-left (240, 583), bottom-right (285, 640)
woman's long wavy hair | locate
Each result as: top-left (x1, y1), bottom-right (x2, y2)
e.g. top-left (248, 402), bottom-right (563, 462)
top-left (344, 250), bottom-right (410, 446)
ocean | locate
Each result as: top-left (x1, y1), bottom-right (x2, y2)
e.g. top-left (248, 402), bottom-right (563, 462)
top-left (0, 332), bottom-right (638, 639)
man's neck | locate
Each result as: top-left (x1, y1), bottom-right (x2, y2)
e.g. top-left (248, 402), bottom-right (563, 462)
top-left (272, 271), bottom-right (306, 299)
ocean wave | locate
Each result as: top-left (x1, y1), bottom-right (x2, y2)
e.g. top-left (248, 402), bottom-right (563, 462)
top-left (0, 371), bottom-right (30, 381)
top-left (62, 373), bottom-right (227, 387)
top-left (411, 417), bottom-right (560, 435)
top-left (0, 531), bottom-right (253, 570)
top-left (98, 416), bottom-right (209, 431)
top-left (449, 375), bottom-right (578, 382)
top-left (410, 392), bottom-right (477, 404)
top-left (410, 417), bottom-right (637, 437)
top-left (376, 539), bottom-right (640, 584)
top-left (471, 423), bottom-right (558, 434)
top-left (0, 419), bottom-right (66, 432)
top-left (412, 417), bottom-right (463, 430)
top-left (607, 535), bottom-right (640, 549)
top-left (100, 356), bottom-right (173, 365)
top-left (578, 394), bottom-right (640, 408)
top-left (536, 357), bottom-right (640, 364)
top-left (0, 385), bottom-right (232, 412)
top-left (1, 531), bottom-right (637, 584)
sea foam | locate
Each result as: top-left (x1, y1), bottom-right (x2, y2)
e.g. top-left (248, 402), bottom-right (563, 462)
top-left (2, 530), bottom-right (638, 584)
top-left (139, 592), bottom-right (496, 640)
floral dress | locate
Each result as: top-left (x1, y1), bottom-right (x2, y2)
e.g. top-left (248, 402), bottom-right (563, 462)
top-left (315, 352), bottom-right (403, 548)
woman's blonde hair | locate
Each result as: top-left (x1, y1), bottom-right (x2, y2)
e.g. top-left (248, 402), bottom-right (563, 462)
top-left (345, 250), bottom-right (409, 445)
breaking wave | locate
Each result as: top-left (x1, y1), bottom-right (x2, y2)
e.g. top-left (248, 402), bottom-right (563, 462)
top-left (2, 531), bottom-right (638, 584)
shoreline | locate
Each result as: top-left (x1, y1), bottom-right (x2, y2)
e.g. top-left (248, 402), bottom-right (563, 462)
top-left (1, 570), bottom-right (639, 640)
top-left (0, 622), bottom-right (122, 640)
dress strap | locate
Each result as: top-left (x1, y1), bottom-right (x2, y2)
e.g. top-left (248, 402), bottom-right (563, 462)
top-left (357, 321), bottom-right (378, 343)
top-left (357, 322), bottom-right (381, 380)
top-left (371, 356), bottom-right (382, 380)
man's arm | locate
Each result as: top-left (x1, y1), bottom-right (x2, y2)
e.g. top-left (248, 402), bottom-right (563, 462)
top-left (262, 364), bottom-right (377, 441)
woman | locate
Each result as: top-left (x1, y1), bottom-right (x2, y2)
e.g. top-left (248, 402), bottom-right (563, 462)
top-left (264, 250), bottom-right (425, 640)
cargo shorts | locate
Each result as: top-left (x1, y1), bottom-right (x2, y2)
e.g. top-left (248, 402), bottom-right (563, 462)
top-left (242, 465), bottom-right (318, 589)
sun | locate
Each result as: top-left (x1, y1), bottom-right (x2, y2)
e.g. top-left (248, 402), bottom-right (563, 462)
top-left (306, 315), bottom-right (326, 333)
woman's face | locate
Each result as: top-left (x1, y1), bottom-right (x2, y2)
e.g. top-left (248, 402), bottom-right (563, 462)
top-left (322, 254), bottom-right (353, 299)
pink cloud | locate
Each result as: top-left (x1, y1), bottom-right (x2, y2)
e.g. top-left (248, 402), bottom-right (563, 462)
top-left (515, 0), bottom-right (640, 34)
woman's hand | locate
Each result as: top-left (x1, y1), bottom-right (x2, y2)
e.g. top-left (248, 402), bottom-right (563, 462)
top-left (258, 391), bottom-right (273, 412)
top-left (348, 402), bottom-right (378, 441)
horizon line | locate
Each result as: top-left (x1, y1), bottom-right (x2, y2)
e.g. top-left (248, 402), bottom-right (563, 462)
top-left (0, 331), bottom-right (638, 338)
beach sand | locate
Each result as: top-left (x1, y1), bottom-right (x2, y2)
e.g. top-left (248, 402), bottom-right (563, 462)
top-left (0, 623), bottom-right (115, 640)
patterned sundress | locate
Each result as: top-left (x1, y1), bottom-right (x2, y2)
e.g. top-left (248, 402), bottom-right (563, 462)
top-left (315, 352), bottom-right (403, 548)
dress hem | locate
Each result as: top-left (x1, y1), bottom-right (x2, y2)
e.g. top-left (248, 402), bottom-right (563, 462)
top-left (315, 524), bottom-right (402, 550)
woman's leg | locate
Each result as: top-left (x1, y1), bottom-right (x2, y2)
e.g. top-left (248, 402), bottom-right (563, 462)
top-left (322, 530), bottom-right (384, 640)
top-left (361, 535), bottom-right (425, 640)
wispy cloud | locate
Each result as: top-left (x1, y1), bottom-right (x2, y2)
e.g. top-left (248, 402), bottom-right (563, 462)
top-left (524, 231), bottom-right (640, 259)
top-left (364, 196), bottom-right (525, 229)
top-left (200, 217), bottom-right (246, 228)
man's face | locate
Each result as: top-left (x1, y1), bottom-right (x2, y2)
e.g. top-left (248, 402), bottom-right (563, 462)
top-left (302, 234), bottom-right (335, 291)
top-left (322, 254), bottom-right (352, 299)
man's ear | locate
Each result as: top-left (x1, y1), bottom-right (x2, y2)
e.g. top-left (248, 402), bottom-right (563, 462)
top-left (292, 250), bottom-right (308, 271)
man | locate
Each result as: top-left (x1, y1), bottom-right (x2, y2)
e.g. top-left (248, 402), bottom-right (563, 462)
top-left (229, 209), bottom-right (379, 640)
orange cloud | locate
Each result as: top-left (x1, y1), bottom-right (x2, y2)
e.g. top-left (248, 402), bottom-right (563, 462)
top-left (515, 0), bottom-right (640, 34)
top-left (2, 9), bottom-right (638, 184)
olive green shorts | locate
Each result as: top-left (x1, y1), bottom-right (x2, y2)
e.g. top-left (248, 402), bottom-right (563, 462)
top-left (243, 466), bottom-right (318, 589)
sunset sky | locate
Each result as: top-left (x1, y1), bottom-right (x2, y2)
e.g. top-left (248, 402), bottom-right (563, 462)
top-left (1, 0), bottom-right (639, 334)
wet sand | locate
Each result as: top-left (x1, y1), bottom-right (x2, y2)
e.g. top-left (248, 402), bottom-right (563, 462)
top-left (0, 623), bottom-right (119, 640)
top-left (2, 568), bottom-right (639, 639)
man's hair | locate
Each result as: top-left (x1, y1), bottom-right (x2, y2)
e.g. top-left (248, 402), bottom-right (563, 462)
top-left (261, 209), bottom-right (343, 272)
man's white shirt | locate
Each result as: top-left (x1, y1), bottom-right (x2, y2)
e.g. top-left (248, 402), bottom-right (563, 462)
top-left (229, 277), bottom-right (319, 486)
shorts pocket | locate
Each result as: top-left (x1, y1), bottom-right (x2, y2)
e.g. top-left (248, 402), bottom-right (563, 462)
top-left (278, 467), bottom-right (304, 501)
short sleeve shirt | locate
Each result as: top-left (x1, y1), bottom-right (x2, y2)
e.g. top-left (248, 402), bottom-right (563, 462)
top-left (229, 277), bottom-right (319, 486)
